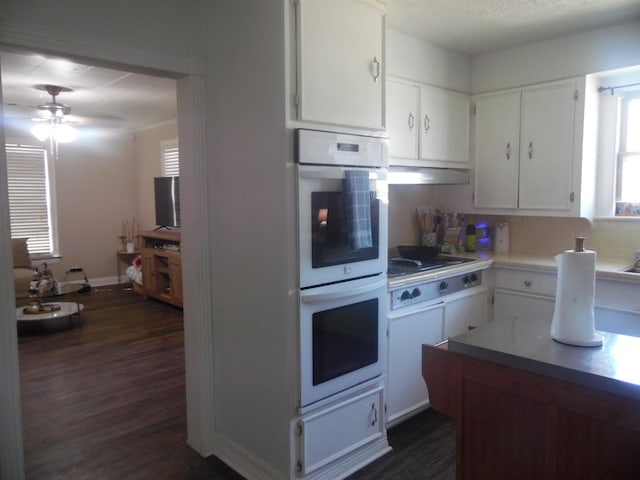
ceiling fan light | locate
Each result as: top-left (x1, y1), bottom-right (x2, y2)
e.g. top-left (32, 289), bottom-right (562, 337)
top-left (31, 123), bottom-right (51, 142)
top-left (53, 123), bottom-right (78, 143)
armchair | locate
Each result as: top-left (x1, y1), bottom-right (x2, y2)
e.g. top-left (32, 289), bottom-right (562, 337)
top-left (12, 238), bottom-right (33, 297)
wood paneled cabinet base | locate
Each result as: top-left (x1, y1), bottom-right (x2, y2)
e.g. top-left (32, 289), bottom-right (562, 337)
top-left (140, 230), bottom-right (182, 308)
top-left (422, 344), bottom-right (640, 479)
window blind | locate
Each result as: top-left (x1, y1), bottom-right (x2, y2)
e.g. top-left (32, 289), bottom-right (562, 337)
top-left (161, 138), bottom-right (180, 177)
top-left (6, 145), bottom-right (53, 254)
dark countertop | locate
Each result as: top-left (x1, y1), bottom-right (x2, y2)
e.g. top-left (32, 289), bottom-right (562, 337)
top-left (448, 317), bottom-right (640, 401)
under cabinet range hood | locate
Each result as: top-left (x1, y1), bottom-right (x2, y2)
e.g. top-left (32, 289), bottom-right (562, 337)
top-left (387, 166), bottom-right (470, 185)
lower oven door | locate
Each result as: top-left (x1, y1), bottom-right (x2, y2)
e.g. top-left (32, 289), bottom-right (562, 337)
top-left (299, 275), bottom-right (388, 407)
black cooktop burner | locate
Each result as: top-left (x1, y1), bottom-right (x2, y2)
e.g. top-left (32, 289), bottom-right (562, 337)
top-left (388, 255), bottom-right (475, 277)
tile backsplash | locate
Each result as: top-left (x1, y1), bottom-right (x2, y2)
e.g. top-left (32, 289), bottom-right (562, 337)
top-left (389, 185), bottom-right (640, 263)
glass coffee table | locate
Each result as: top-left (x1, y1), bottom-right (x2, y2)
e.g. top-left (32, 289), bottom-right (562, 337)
top-left (16, 283), bottom-right (86, 333)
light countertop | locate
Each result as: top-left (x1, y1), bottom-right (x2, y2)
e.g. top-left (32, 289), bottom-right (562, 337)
top-left (387, 250), bottom-right (640, 288)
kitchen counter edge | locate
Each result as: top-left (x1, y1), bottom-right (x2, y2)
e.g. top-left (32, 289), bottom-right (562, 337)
top-left (447, 317), bottom-right (640, 402)
top-left (388, 250), bottom-right (640, 289)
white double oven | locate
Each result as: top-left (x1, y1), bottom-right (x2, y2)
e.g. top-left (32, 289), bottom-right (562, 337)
top-left (296, 129), bottom-right (389, 408)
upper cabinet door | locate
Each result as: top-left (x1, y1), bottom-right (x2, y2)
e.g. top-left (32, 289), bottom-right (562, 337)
top-left (296, 0), bottom-right (385, 130)
top-left (473, 92), bottom-right (521, 209)
top-left (518, 83), bottom-right (576, 211)
top-left (386, 80), bottom-right (419, 159)
top-left (419, 85), bottom-right (470, 167)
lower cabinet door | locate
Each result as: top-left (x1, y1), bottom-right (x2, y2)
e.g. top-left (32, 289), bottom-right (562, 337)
top-left (595, 306), bottom-right (640, 338)
top-left (444, 287), bottom-right (488, 339)
top-left (494, 289), bottom-right (555, 325)
top-left (387, 302), bottom-right (444, 425)
top-left (298, 385), bottom-right (385, 476)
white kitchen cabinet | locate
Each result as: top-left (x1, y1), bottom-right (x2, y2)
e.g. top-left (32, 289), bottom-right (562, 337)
top-left (594, 277), bottom-right (640, 337)
top-left (386, 80), bottom-right (419, 159)
top-left (387, 302), bottom-right (444, 426)
top-left (473, 91), bottom-right (520, 209)
top-left (494, 289), bottom-right (556, 325)
top-left (419, 85), bottom-right (470, 167)
top-left (387, 78), bottom-right (470, 168)
top-left (473, 80), bottom-right (590, 215)
top-left (493, 267), bottom-right (557, 325)
top-left (444, 286), bottom-right (489, 338)
top-left (493, 266), bottom-right (640, 337)
top-left (295, 0), bottom-right (385, 130)
top-left (296, 383), bottom-right (388, 477)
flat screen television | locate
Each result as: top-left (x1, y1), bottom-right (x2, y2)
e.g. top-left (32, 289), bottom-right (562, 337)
top-left (154, 176), bottom-right (180, 228)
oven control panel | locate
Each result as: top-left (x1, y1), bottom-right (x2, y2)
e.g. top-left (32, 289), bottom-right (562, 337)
top-left (390, 270), bottom-right (483, 310)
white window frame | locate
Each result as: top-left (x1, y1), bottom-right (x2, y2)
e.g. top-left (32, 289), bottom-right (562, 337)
top-left (5, 141), bottom-right (59, 257)
top-left (594, 71), bottom-right (640, 219)
top-left (614, 92), bottom-right (640, 215)
top-left (161, 138), bottom-right (179, 177)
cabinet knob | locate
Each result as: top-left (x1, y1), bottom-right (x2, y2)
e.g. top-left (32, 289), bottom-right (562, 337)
top-left (524, 280), bottom-right (532, 287)
top-left (528, 141), bottom-right (534, 159)
top-left (506, 142), bottom-right (511, 160)
top-left (424, 113), bottom-right (430, 133)
top-left (408, 112), bottom-right (415, 129)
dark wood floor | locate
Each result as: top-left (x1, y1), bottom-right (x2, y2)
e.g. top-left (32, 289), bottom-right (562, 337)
top-left (18, 285), bottom-right (455, 479)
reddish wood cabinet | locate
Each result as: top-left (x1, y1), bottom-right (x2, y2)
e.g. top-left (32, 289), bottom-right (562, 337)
top-left (423, 344), bottom-right (640, 479)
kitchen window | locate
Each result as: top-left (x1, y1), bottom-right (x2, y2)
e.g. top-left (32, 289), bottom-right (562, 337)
top-left (5, 143), bottom-right (58, 256)
top-left (615, 92), bottom-right (640, 216)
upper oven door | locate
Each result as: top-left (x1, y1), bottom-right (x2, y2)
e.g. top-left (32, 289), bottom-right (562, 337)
top-left (298, 164), bottom-right (388, 288)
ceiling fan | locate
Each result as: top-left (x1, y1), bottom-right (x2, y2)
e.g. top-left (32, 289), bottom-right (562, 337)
top-left (30, 84), bottom-right (78, 143)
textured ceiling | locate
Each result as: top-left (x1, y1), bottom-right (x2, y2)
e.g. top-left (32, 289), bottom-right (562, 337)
top-left (387, 0), bottom-right (640, 54)
top-left (1, 1), bottom-right (640, 132)
top-left (0, 50), bottom-right (177, 132)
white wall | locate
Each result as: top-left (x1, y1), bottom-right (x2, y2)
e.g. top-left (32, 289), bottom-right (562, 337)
top-left (387, 28), bottom-right (472, 92)
top-left (472, 20), bottom-right (640, 93)
top-left (204, 2), bottom-right (294, 478)
top-left (0, 0), bottom-right (202, 65)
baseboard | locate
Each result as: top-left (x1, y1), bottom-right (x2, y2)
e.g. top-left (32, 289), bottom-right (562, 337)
top-left (213, 433), bottom-right (285, 480)
top-left (60, 276), bottom-right (126, 288)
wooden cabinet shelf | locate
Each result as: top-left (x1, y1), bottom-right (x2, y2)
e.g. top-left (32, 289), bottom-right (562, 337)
top-left (140, 230), bottom-right (182, 308)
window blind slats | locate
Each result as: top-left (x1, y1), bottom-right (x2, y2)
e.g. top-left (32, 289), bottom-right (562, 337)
top-left (161, 139), bottom-right (179, 177)
top-left (5, 145), bottom-right (52, 254)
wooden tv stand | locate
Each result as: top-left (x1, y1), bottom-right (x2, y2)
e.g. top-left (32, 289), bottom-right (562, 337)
top-left (140, 230), bottom-right (182, 308)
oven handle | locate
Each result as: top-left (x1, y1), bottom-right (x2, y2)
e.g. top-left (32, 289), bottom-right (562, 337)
top-left (300, 278), bottom-right (387, 303)
top-left (299, 169), bottom-right (386, 181)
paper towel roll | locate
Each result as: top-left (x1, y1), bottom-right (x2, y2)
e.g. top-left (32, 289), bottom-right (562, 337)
top-left (550, 249), bottom-right (603, 347)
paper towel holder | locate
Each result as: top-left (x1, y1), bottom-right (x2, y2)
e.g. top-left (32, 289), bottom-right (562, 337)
top-left (550, 237), bottom-right (603, 348)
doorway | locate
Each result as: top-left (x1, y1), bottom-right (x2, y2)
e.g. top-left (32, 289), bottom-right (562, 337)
top-left (0, 42), bottom-right (213, 478)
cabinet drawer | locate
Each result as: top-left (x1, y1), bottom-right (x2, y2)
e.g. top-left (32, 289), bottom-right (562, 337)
top-left (595, 278), bottom-right (640, 313)
top-left (494, 268), bottom-right (556, 296)
top-left (298, 385), bottom-right (385, 475)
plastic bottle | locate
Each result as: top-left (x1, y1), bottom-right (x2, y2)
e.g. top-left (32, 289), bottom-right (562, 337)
top-left (465, 221), bottom-right (476, 252)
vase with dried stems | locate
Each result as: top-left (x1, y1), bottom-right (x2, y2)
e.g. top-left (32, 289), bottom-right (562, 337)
top-left (119, 218), bottom-right (137, 252)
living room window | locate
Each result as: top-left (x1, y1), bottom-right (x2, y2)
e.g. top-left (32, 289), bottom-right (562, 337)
top-left (5, 143), bottom-right (58, 256)
top-left (162, 138), bottom-right (179, 177)
top-left (615, 92), bottom-right (640, 216)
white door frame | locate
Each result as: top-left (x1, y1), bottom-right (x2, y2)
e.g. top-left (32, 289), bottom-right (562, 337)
top-left (0, 24), bottom-right (215, 479)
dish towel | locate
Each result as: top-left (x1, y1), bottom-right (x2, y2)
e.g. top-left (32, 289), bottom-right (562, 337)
top-left (344, 170), bottom-right (373, 250)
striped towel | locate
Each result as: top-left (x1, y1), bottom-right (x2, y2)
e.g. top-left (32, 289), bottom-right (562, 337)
top-left (344, 170), bottom-right (373, 250)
